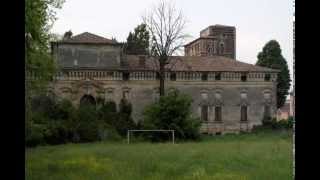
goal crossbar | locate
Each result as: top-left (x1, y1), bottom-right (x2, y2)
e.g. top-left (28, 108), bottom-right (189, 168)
top-left (127, 130), bottom-right (175, 144)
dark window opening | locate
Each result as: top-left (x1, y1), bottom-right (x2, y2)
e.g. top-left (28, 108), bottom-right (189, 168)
top-left (156, 72), bottom-right (160, 80)
top-left (107, 72), bottom-right (114, 76)
top-left (201, 73), bottom-right (208, 81)
top-left (241, 106), bottom-right (248, 121)
top-left (170, 73), bottom-right (176, 81)
top-left (123, 72), bottom-right (130, 81)
top-left (241, 74), bottom-right (247, 82)
top-left (201, 105), bottom-right (208, 122)
top-left (216, 132), bottom-right (222, 135)
top-left (220, 43), bottom-right (224, 54)
top-left (264, 74), bottom-right (271, 81)
top-left (215, 73), bottom-right (221, 80)
top-left (215, 106), bottom-right (222, 122)
top-left (80, 95), bottom-right (96, 107)
top-left (263, 105), bottom-right (271, 121)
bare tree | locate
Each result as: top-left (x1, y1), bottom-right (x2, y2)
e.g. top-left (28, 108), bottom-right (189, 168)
top-left (143, 0), bottom-right (189, 96)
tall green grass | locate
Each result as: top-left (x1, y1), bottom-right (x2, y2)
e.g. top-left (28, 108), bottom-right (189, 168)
top-left (26, 130), bottom-right (293, 180)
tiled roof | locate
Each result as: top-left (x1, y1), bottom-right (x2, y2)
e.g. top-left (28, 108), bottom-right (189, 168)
top-left (184, 37), bottom-right (215, 47)
top-left (122, 55), bottom-right (279, 72)
top-left (60, 32), bottom-right (118, 44)
top-left (209, 24), bottom-right (235, 28)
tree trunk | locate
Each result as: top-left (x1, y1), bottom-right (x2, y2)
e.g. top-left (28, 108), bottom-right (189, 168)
top-left (159, 57), bottom-right (166, 96)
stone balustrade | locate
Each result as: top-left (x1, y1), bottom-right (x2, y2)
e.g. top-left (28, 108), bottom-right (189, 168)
top-left (26, 70), bottom-right (277, 82)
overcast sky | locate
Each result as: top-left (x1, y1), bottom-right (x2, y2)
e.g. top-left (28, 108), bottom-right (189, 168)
top-left (51, 0), bottom-right (294, 88)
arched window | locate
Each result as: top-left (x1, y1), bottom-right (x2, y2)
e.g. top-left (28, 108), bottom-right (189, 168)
top-left (80, 94), bottom-right (96, 107)
top-left (241, 106), bottom-right (248, 121)
top-left (201, 105), bottom-right (208, 122)
top-left (215, 106), bottom-right (222, 122)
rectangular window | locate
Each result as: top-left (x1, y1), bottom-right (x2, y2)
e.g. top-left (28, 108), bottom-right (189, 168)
top-left (201, 105), bottom-right (208, 122)
top-left (215, 73), bottom-right (221, 80)
top-left (107, 71), bottom-right (114, 77)
top-left (241, 74), bottom-right (247, 82)
top-left (170, 73), bottom-right (176, 81)
top-left (264, 74), bottom-right (271, 81)
top-left (241, 106), bottom-right (247, 121)
top-left (215, 106), bottom-right (222, 121)
top-left (201, 73), bottom-right (208, 81)
top-left (156, 72), bottom-right (160, 80)
top-left (123, 72), bottom-right (130, 81)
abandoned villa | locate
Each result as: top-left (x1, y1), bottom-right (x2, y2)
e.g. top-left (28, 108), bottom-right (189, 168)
top-left (30, 25), bottom-right (279, 134)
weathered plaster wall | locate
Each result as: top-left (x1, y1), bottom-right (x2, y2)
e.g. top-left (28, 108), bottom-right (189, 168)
top-left (52, 78), bottom-right (277, 134)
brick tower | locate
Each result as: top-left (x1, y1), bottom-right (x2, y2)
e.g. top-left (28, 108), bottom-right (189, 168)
top-left (184, 25), bottom-right (236, 59)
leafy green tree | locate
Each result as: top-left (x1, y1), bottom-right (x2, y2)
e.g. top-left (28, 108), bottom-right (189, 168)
top-left (30, 94), bottom-right (56, 118)
top-left (25, 0), bottom-right (65, 89)
top-left (26, 0), bottom-right (65, 146)
top-left (256, 40), bottom-right (291, 108)
top-left (142, 89), bottom-right (201, 141)
top-left (98, 100), bottom-right (118, 125)
top-left (75, 104), bottom-right (100, 142)
top-left (125, 23), bottom-right (150, 55)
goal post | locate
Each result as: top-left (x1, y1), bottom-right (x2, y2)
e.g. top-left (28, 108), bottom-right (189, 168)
top-left (127, 130), bottom-right (175, 144)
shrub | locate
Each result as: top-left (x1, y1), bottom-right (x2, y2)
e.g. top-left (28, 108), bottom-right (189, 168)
top-left (75, 104), bottom-right (100, 142)
top-left (26, 122), bottom-right (46, 147)
top-left (116, 99), bottom-right (136, 136)
top-left (51, 99), bottom-right (75, 120)
top-left (287, 116), bottom-right (294, 128)
top-left (97, 124), bottom-right (122, 141)
top-left (43, 120), bottom-right (70, 145)
top-left (254, 117), bottom-right (293, 132)
top-left (277, 119), bottom-right (288, 129)
top-left (142, 89), bottom-right (201, 141)
top-left (30, 94), bottom-right (56, 115)
top-left (262, 116), bottom-right (272, 127)
top-left (27, 95), bottom-right (128, 146)
top-left (98, 100), bottom-right (118, 125)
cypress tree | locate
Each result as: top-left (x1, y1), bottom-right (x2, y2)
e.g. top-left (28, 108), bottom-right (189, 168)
top-left (256, 40), bottom-right (291, 108)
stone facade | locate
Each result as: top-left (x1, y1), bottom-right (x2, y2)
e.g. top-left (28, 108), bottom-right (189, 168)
top-left (39, 69), bottom-right (278, 135)
top-left (28, 28), bottom-right (279, 135)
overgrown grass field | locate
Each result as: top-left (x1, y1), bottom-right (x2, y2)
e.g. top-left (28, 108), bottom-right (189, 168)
top-left (26, 130), bottom-right (293, 180)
